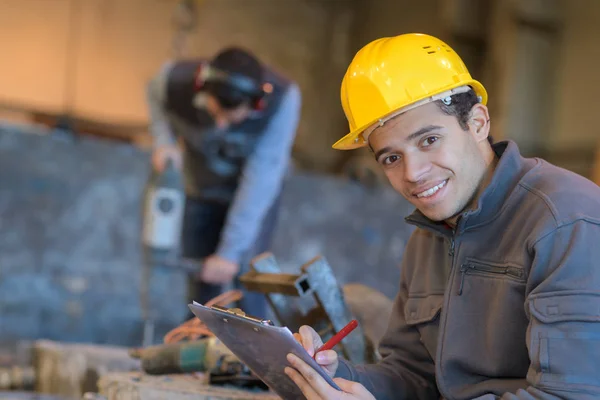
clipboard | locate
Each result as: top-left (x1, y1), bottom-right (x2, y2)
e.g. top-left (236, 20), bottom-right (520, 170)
top-left (188, 302), bottom-right (342, 399)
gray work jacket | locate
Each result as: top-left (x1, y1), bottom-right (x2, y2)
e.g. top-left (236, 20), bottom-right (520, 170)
top-left (337, 140), bottom-right (600, 400)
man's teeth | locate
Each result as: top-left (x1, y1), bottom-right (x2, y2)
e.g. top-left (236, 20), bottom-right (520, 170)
top-left (416, 180), bottom-right (447, 198)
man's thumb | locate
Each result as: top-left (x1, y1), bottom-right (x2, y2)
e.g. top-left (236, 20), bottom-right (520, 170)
top-left (333, 378), bottom-right (354, 392)
top-left (333, 378), bottom-right (369, 396)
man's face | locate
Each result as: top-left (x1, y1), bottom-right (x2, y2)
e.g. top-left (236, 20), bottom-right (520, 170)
top-left (369, 102), bottom-right (490, 222)
top-left (206, 94), bottom-right (252, 130)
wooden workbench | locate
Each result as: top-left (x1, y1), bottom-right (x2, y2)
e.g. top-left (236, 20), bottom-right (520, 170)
top-left (98, 372), bottom-right (280, 400)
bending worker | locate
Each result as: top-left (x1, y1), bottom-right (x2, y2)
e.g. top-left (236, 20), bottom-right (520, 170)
top-left (286, 33), bottom-right (600, 399)
top-left (147, 47), bottom-right (301, 317)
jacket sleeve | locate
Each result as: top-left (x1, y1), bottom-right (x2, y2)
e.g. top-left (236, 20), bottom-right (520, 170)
top-left (146, 61), bottom-right (177, 148)
top-left (335, 269), bottom-right (439, 400)
top-left (215, 84), bottom-right (301, 263)
top-left (495, 219), bottom-right (600, 400)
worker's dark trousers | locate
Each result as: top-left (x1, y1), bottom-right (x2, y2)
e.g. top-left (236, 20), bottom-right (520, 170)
top-left (181, 195), bottom-right (280, 319)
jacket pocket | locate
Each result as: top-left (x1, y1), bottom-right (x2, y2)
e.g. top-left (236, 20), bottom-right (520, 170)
top-left (404, 294), bottom-right (444, 325)
top-left (528, 291), bottom-right (600, 389)
top-left (404, 294), bottom-right (444, 360)
top-left (458, 257), bottom-right (526, 295)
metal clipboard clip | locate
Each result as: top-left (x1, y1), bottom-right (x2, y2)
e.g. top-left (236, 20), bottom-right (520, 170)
top-left (189, 301), bottom-right (343, 396)
top-left (210, 305), bottom-right (275, 327)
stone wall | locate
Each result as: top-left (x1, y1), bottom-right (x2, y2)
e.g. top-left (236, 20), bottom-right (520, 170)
top-left (0, 123), bottom-right (414, 347)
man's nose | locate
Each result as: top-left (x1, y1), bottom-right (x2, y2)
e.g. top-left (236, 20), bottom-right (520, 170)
top-left (404, 155), bottom-right (430, 183)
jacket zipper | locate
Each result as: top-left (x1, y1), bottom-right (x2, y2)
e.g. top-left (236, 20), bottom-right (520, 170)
top-left (435, 230), bottom-right (459, 400)
top-left (457, 262), bottom-right (524, 295)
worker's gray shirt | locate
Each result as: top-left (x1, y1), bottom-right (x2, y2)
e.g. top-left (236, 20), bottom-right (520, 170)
top-left (336, 140), bottom-right (600, 399)
top-left (146, 61), bottom-right (301, 263)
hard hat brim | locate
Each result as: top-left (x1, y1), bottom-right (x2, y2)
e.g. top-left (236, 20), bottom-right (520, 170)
top-left (332, 80), bottom-right (488, 151)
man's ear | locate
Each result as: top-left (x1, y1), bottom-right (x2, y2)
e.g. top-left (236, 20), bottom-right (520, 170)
top-left (468, 103), bottom-right (491, 143)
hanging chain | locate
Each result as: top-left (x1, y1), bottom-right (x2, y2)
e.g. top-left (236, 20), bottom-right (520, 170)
top-left (171, 0), bottom-right (200, 59)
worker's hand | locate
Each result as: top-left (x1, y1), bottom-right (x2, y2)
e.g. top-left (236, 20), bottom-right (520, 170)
top-left (285, 353), bottom-right (375, 400)
top-left (197, 254), bottom-right (239, 284)
top-left (152, 144), bottom-right (182, 172)
top-left (293, 325), bottom-right (338, 378)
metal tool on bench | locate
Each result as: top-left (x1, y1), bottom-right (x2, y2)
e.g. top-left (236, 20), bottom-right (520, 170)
top-left (132, 252), bottom-right (385, 392)
top-left (130, 337), bottom-right (266, 389)
top-left (131, 330), bottom-right (268, 389)
top-left (239, 252), bottom-right (373, 364)
top-left (132, 290), bottom-right (268, 390)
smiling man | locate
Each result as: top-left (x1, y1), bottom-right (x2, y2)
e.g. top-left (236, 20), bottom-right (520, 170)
top-left (285, 33), bottom-right (600, 399)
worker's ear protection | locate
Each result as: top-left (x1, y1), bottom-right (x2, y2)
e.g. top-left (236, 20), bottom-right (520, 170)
top-left (194, 63), bottom-right (272, 111)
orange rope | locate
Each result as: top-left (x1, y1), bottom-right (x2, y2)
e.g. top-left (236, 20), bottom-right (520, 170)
top-left (163, 289), bottom-right (244, 344)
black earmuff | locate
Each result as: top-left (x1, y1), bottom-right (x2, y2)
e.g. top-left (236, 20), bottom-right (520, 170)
top-left (195, 63), bottom-right (271, 111)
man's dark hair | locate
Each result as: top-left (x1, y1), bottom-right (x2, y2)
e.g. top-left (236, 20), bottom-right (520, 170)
top-left (204, 47), bottom-right (264, 109)
top-left (434, 89), bottom-right (493, 144)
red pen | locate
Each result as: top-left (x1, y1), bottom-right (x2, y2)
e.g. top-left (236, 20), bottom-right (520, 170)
top-left (313, 319), bottom-right (359, 358)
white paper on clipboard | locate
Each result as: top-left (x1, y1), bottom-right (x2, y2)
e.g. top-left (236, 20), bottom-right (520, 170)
top-left (188, 302), bottom-right (342, 399)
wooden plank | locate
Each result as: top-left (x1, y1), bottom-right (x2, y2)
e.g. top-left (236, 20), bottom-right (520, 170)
top-left (98, 372), bottom-right (280, 400)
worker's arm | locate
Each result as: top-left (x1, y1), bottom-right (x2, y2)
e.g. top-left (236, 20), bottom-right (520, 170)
top-left (146, 61), bottom-right (178, 147)
top-left (215, 83), bottom-right (302, 263)
top-left (288, 243), bottom-right (437, 400)
top-left (334, 275), bottom-right (440, 400)
top-left (288, 290), bottom-right (438, 400)
top-left (146, 62), bottom-right (182, 171)
top-left (485, 219), bottom-right (600, 400)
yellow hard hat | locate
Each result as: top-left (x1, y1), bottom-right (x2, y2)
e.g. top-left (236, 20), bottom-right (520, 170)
top-left (333, 33), bottom-right (487, 150)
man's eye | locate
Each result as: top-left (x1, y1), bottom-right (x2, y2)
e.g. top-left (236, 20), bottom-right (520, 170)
top-left (422, 136), bottom-right (438, 147)
top-left (382, 155), bottom-right (400, 165)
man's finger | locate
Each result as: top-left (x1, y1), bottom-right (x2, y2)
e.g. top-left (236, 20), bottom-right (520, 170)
top-left (298, 326), bottom-right (315, 356)
top-left (287, 353), bottom-right (338, 398)
top-left (299, 325), bottom-right (321, 357)
top-left (293, 333), bottom-right (302, 344)
top-left (284, 366), bottom-right (320, 400)
top-left (315, 349), bottom-right (337, 365)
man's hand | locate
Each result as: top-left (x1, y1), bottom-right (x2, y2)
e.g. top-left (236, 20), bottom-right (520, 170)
top-left (285, 353), bottom-right (375, 400)
top-left (293, 325), bottom-right (338, 377)
top-left (152, 144), bottom-right (182, 172)
top-left (197, 254), bottom-right (239, 284)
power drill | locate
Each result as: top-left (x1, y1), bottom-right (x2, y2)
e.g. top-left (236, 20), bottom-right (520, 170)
top-left (140, 158), bottom-right (194, 346)
top-left (130, 338), bottom-right (268, 390)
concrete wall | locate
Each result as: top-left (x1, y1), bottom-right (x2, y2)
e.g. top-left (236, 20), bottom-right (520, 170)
top-left (0, 0), bottom-right (73, 114)
top-left (482, 0), bottom-right (563, 155)
top-left (481, 0), bottom-right (599, 177)
top-left (553, 0), bottom-right (600, 149)
top-left (352, 0), bottom-right (446, 50)
top-left (0, 122), bottom-right (414, 346)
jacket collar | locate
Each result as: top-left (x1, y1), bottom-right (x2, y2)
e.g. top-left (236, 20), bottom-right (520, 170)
top-left (405, 140), bottom-right (532, 235)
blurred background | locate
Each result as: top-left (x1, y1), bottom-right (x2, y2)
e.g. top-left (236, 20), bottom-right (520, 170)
top-left (0, 0), bottom-right (599, 398)
top-left (2, 0), bottom-right (600, 176)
